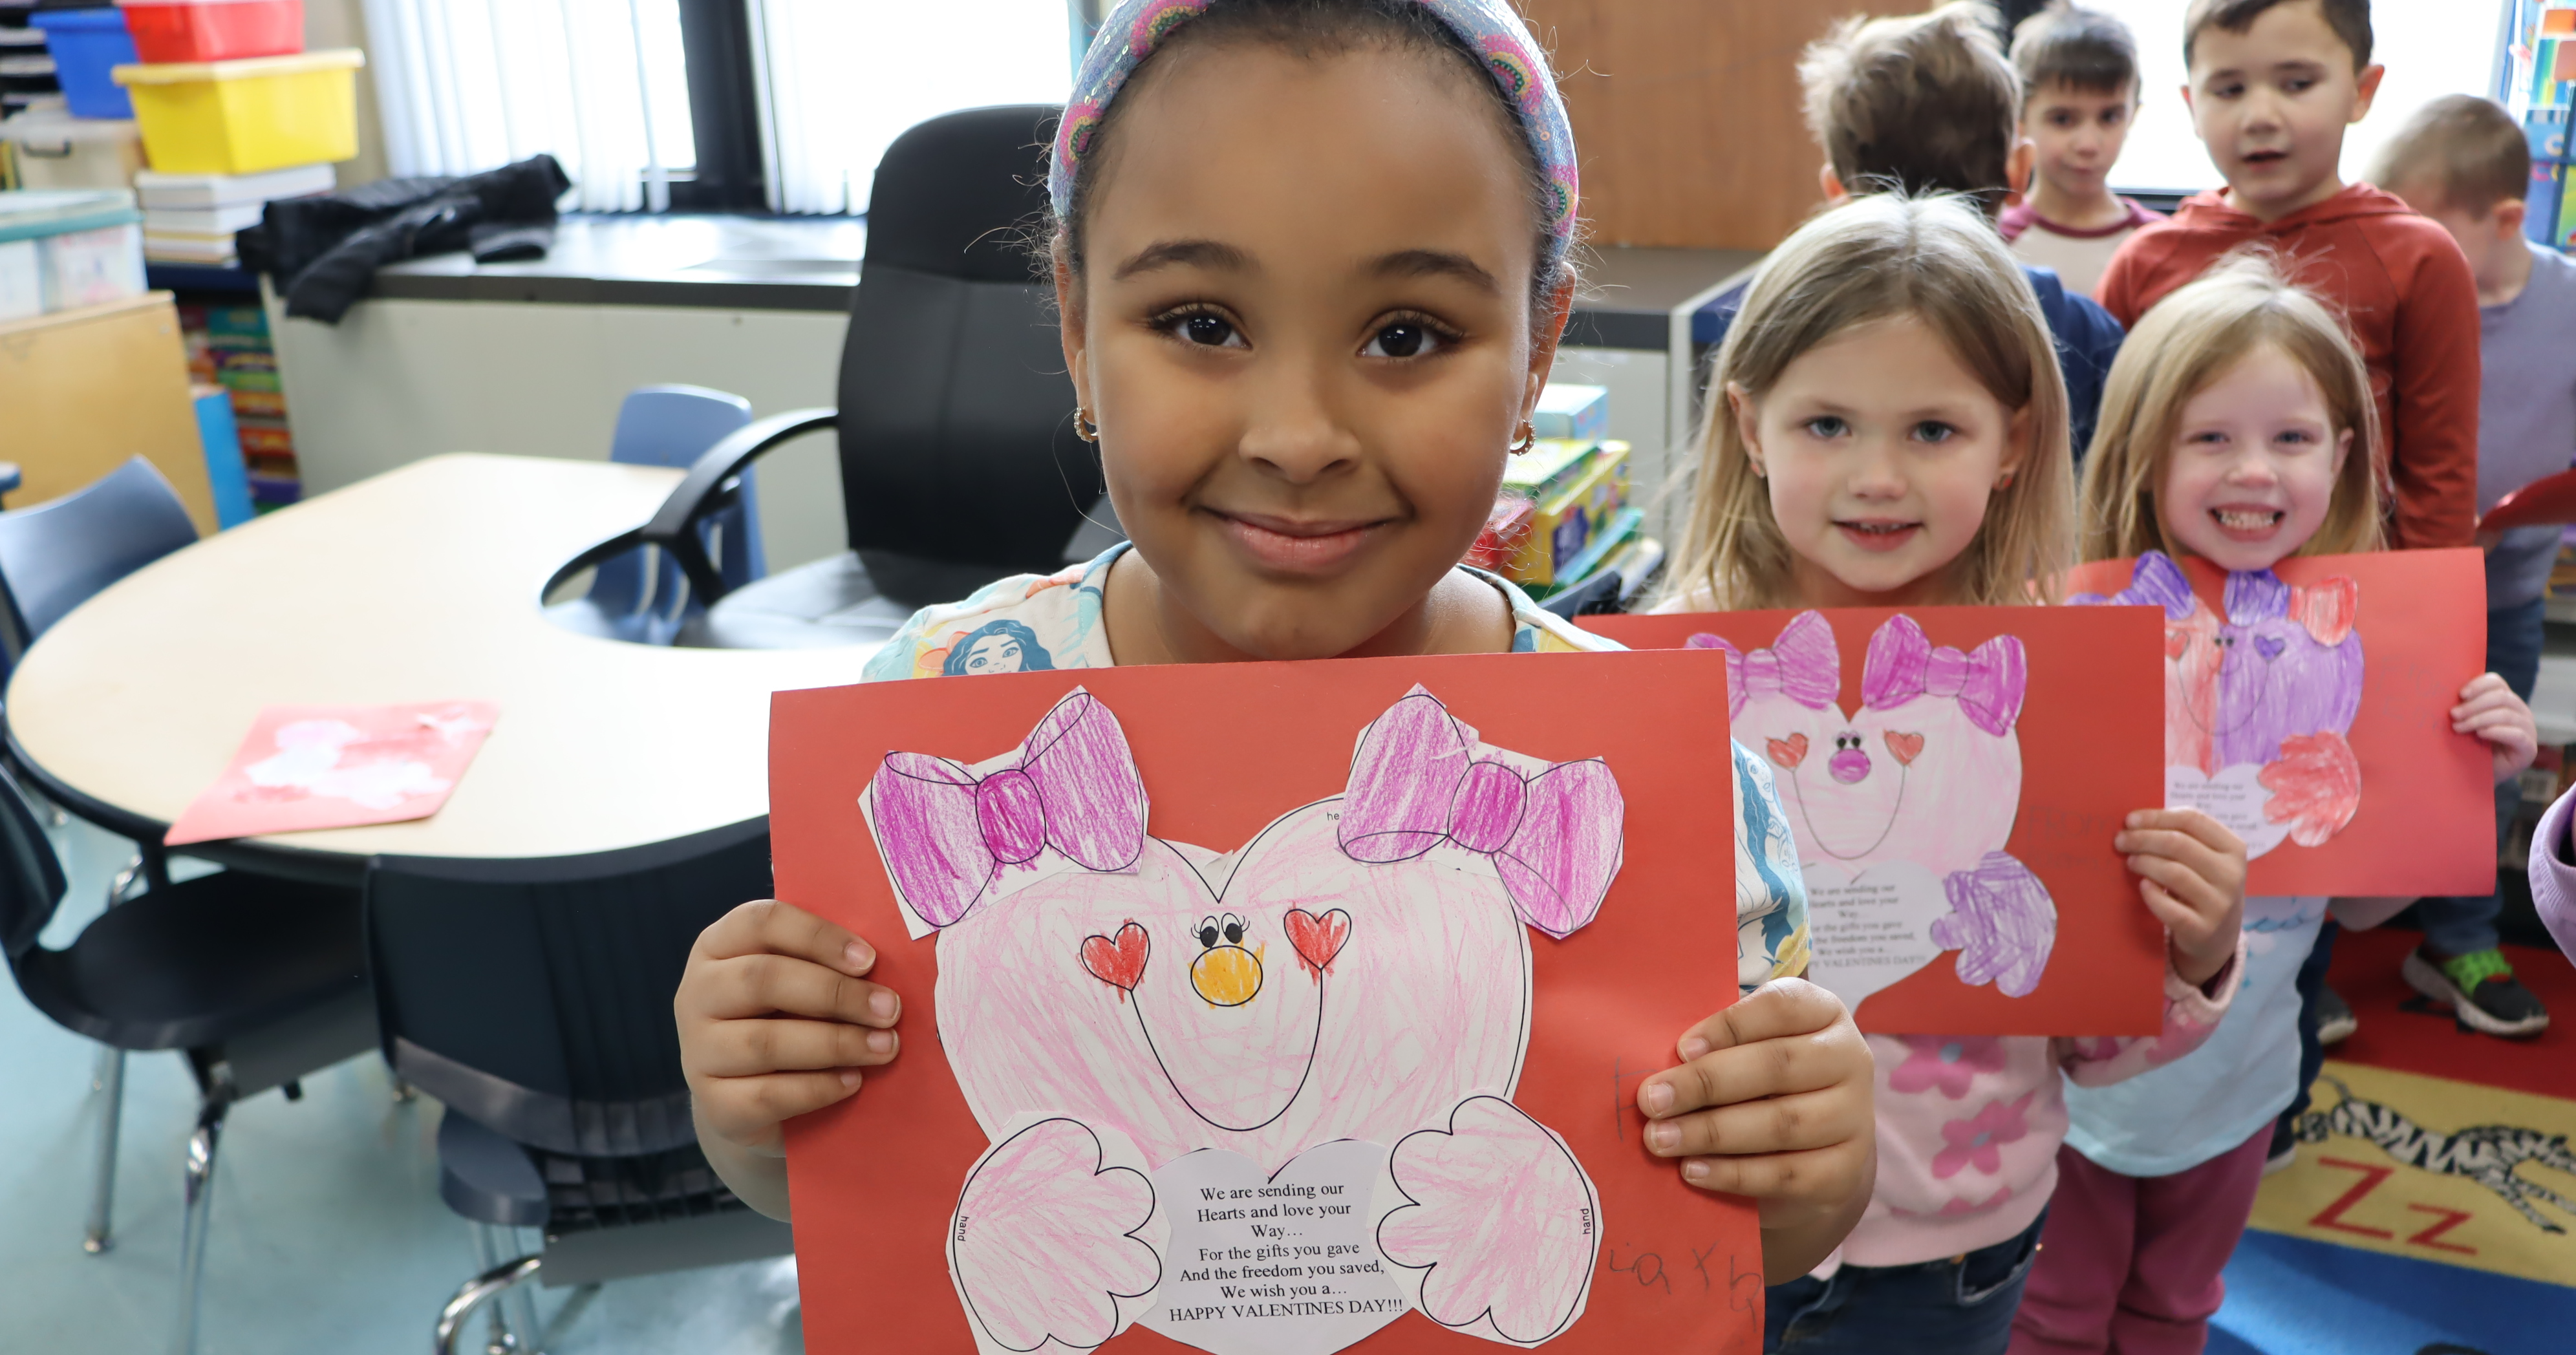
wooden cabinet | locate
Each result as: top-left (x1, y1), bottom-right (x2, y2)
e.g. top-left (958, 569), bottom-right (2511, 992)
top-left (0, 292), bottom-right (219, 532)
top-left (1525, 0), bottom-right (1918, 250)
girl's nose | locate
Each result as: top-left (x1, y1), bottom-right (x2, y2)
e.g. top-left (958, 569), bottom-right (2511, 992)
top-left (1845, 440), bottom-right (1909, 498)
top-left (1241, 370), bottom-right (1362, 483)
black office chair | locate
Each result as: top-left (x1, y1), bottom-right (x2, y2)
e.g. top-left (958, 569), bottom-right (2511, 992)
top-left (0, 758), bottom-right (372, 1355)
top-left (0, 456), bottom-right (200, 679)
top-left (364, 819), bottom-right (794, 1355)
top-left (631, 105), bottom-right (1104, 649)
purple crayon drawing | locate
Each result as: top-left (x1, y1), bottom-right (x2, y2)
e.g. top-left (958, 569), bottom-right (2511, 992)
top-left (1710, 612), bottom-right (2055, 1010)
top-left (2075, 551), bottom-right (2363, 858)
top-left (858, 686), bottom-right (1616, 1354)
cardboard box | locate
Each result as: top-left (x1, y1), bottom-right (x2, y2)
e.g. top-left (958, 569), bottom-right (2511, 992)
top-left (0, 291), bottom-right (219, 532)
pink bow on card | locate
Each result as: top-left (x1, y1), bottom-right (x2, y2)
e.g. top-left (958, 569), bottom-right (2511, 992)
top-left (868, 691), bottom-right (1147, 927)
top-left (1862, 615), bottom-right (2027, 737)
top-left (1687, 609), bottom-right (1841, 720)
top-left (1335, 687), bottom-right (1622, 939)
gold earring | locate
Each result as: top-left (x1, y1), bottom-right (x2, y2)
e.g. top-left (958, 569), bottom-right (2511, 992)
top-left (1073, 407), bottom-right (1100, 443)
top-left (1509, 420), bottom-right (1536, 454)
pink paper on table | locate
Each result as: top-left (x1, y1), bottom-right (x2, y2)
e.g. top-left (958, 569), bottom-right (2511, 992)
top-left (164, 701), bottom-right (500, 845)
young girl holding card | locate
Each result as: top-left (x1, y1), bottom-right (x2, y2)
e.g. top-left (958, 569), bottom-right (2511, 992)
top-left (673, 0), bottom-right (1876, 1286)
top-left (2010, 257), bottom-right (2538, 1353)
top-left (1659, 193), bottom-right (2249, 1355)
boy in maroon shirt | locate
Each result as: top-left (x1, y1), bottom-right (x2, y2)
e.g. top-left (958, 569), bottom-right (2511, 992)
top-left (2096, 0), bottom-right (2480, 550)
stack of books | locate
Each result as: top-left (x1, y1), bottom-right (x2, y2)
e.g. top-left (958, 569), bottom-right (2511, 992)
top-left (177, 298), bottom-right (297, 506)
top-left (2507, 1), bottom-right (2576, 250)
top-left (135, 162), bottom-right (330, 266)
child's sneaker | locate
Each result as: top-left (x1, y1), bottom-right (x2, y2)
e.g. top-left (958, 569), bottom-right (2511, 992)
top-left (2402, 946), bottom-right (2550, 1038)
top-left (2317, 985), bottom-right (2356, 1045)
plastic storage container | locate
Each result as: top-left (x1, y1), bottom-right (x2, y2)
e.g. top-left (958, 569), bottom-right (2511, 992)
top-left (118, 1), bottom-right (301, 65)
top-left (0, 105), bottom-right (144, 189)
top-left (0, 187), bottom-right (145, 321)
top-left (112, 47), bottom-right (359, 175)
top-left (27, 7), bottom-right (136, 119)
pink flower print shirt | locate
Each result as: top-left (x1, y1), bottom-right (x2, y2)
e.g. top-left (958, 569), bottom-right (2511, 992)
top-left (1833, 946), bottom-right (2245, 1270)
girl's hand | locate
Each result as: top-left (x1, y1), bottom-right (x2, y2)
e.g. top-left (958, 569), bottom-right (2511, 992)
top-left (1637, 978), bottom-right (1875, 1281)
top-left (676, 899), bottom-right (903, 1216)
top-left (2454, 673), bottom-right (2539, 784)
top-left (2116, 807), bottom-right (2245, 988)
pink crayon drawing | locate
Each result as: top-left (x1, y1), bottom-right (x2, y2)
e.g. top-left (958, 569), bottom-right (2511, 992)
top-left (162, 701), bottom-right (499, 846)
top-left (2074, 551), bottom-right (2363, 858)
top-left (860, 687), bottom-right (1613, 1355)
top-left (1691, 613), bottom-right (2054, 1011)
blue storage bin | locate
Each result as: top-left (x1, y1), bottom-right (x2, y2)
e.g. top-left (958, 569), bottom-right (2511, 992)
top-left (29, 8), bottom-right (138, 120)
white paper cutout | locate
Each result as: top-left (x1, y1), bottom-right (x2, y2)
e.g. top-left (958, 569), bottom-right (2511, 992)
top-left (864, 688), bottom-right (1618, 1354)
top-left (950, 1114), bottom-right (1166, 1355)
top-left (1378, 1095), bottom-right (1598, 1347)
top-left (1139, 1140), bottom-right (1410, 1355)
top-left (1796, 860), bottom-right (1953, 1013)
top-left (2165, 764), bottom-right (2293, 860)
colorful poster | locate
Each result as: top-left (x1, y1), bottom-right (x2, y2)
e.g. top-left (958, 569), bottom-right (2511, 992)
top-left (772, 652), bottom-right (1764, 1355)
top-left (162, 700), bottom-right (499, 845)
top-left (1582, 608), bottom-right (2165, 1036)
top-left (2067, 549), bottom-right (2492, 897)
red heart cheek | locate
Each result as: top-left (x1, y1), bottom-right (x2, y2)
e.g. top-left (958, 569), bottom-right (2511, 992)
top-left (1767, 733), bottom-right (1809, 769)
top-left (1284, 908), bottom-right (1351, 979)
top-left (1884, 731), bottom-right (1925, 765)
top-left (1080, 921), bottom-right (1150, 994)
top-left (2164, 628), bottom-right (2191, 661)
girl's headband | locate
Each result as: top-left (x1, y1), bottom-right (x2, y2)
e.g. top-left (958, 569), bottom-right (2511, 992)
top-left (1051, 0), bottom-right (1579, 263)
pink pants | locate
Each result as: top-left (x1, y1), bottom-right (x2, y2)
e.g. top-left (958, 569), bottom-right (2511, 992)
top-left (2008, 1128), bottom-right (2273, 1355)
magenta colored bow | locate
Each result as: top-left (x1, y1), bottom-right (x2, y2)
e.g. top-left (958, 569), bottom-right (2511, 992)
top-left (868, 690), bottom-right (1147, 928)
top-left (1336, 687), bottom-right (1622, 939)
top-left (1861, 616), bottom-right (2026, 737)
top-left (1686, 609), bottom-right (1841, 720)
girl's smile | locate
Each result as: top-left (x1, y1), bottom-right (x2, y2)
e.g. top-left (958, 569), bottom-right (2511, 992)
top-left (1212, 509), bottom-right (1390, 575)
top-left (2156, 341), bottom-right (2351, 573)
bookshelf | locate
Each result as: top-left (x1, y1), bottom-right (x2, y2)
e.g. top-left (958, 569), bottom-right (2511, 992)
top-left (2504, 0), bottom-right (2576, 249)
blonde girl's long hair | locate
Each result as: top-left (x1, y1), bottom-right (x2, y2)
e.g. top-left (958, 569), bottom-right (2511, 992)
top-left (2078, 251), bottom-right (2383, 562)
top-left (1662, 191), bottom-right (2074, 610)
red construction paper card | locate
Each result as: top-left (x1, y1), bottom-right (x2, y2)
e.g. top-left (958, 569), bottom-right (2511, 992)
top-left (771, 651), bottom-right (1763, 1355)
top-left (2066, 549), bottom-right (2492, 897)
top-left (162, 701), bottom-right (499, 846)
top-left (1582, 608), bottom-right (2165, 1037)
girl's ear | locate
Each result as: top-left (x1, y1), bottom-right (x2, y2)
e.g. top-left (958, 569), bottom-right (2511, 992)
top-left (1727, 381), bottom-right (1765, 476)
top-left (1519, 275), bottom-right (1579, 420)
top-left (2330, 425), bottom-right (2354, 479)
top-left (1997, 404), bottom-right (2034, 487)
top-left (1054, 242), bottom-right (1091, 409)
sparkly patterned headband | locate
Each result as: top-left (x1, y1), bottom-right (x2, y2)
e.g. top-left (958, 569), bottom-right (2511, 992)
top-left (1051, 0), bottom-right (1579, 260)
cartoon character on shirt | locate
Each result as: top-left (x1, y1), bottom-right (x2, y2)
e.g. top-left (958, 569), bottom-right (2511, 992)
top-left (941, 618), bottom-right (1057, 676)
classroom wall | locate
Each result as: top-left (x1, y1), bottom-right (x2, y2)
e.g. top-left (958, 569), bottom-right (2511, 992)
top-left (1523, 0), bottom-right (1923, 250)
top-left (303, 0), bottom-right (391, 189)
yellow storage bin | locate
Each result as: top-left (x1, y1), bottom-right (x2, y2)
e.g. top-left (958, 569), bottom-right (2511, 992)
top-left (112, 49), bottom-right (364, 176)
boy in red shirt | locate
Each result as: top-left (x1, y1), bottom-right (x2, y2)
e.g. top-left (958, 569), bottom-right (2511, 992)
top-left (2096, 0), bottom-right (2479, 550)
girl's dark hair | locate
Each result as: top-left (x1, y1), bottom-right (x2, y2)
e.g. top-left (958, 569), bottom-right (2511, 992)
top-left (1050, 0), bottom-right (1574, 321)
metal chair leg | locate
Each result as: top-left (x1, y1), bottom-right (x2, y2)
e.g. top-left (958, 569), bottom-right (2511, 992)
top-left (170, 1101), bottom-right (227, 1355)
top-left (435, 1254), bottom-right (542, 1355)
top-left (83, 1045), bottom-right (125, 1253)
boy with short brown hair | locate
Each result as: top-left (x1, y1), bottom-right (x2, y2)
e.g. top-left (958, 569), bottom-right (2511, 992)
top-left (2001, 2), bottom-right (2163, 297)
top-left (1783, 0), bottom-right (2127, 459)
top-left (2372, 93), bottom-right (2569, 1039)
top-left (2096, 0), bottom-right (2480, 551)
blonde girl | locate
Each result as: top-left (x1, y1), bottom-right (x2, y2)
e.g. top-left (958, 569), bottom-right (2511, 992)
top-left (2015, 255), bottom-right (2536, 1354)
top-left (1660, 193), bottom-right (2249, 1355)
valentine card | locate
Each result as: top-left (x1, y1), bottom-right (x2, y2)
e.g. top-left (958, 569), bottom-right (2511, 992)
top-left (162, 701), bottom-right (499, 846)
top-left (771, 651), bottom-right (1764, 1355)
top-left (2066, 549), bottom-right (2492, 896)
top-left (1582, 608), bottom-right (2165, 1036)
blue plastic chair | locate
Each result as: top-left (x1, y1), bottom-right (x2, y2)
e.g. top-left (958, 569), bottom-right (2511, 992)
top-left (0, 457), bottom-right (200, 681)
top-left (549, 385), bottom-right (764, 645)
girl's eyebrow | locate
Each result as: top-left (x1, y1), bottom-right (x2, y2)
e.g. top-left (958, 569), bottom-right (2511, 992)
top-left (1113, 239), bottom-right (1254, 281)
top-left (1369, 250), bottom-right (1499, 295)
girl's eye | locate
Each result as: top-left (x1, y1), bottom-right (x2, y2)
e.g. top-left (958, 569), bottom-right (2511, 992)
top-left (1159, 310), bottom-right (1246, 349)
top-left (1801, 416), bottom-right (1849, 440)
top-left (1911, 420), bottom-right (1957, 444)
top-left (1361, 318), bottom-right (1450, 360)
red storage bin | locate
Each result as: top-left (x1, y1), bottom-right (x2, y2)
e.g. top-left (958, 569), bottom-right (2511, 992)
top-left (117, 1), bottom-right (305, 65)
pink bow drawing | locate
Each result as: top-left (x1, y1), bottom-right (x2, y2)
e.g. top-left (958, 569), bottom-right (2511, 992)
top-left (868, 691), bottom-right (1148, 928)
top-left (1335, 687), bottom-right (1622, 939)
top-left (1687, 610), bottom-right (1841, 720)
top-left (1862, 615), bottom-right (2027, 737)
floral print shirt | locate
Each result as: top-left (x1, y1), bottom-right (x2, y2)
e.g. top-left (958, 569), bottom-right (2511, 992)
top-left (863, 544), bottom-right (1811, 994)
